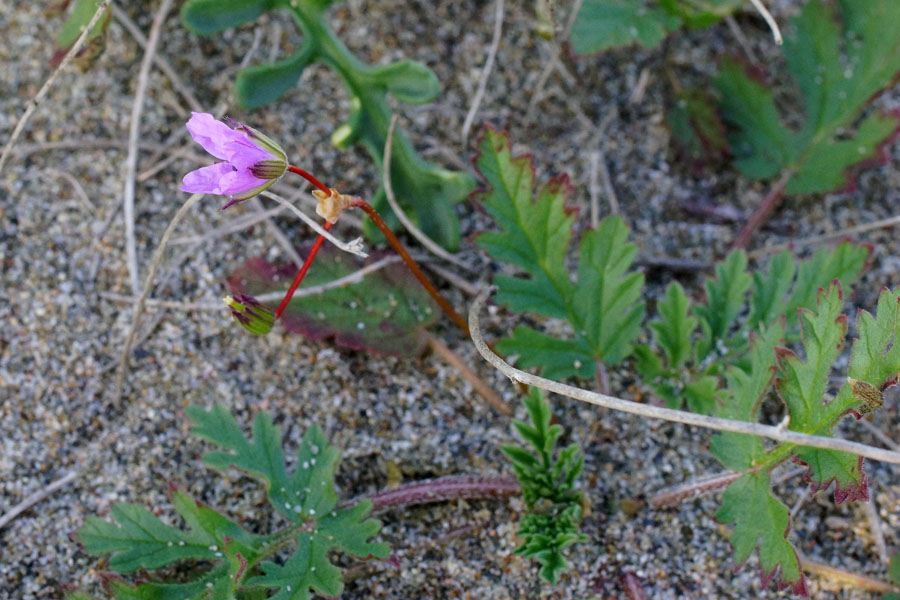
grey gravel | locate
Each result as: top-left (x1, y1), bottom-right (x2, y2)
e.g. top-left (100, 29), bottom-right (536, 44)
top-left (2, 1), bottom-right (899, 599)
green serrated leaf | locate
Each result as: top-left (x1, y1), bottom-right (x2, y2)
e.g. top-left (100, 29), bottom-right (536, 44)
top-left (505, 389), bottom-right (584, 584)
top-left (474, 127), bottom-right (643, 380)
top-left (776, 283), bottom-right (847, 432)
top-left (783, 243), bottom-right (871, 323)
top-left (76, 501), bottom-right (219, 573)
top-left (684, 375), bottom-right (719, 414)
top-left (181, 0), bottom-right (277, 35)
top-left (716, 0), bottom-right (900, 195)
top-left (188, 406), bottom-right (340, 524)
top-left (228, 246), bottom-right (439, 357)
top-left (496, 327), bottom-right (596, 381)
top-left (650, 282), bottom-right (697, 369)
top-left (848, 286), bottom-right (900, 387)
top-left (76, 405), bottom-right (386, 599)
top-left (666, 87), bottom-right (729, 172)
top-left (710, 320), bottom-right (783, 470)
top-left (373, 60), bottom-right (441, 104)
top-left (717, 472), bottom-right (806, 593)
top-left (569, 0), bottom-right (681, 54)
top-left (572, 217), bottom-right (645, 365)
top-left (694, 249), bottom-right (752, 356)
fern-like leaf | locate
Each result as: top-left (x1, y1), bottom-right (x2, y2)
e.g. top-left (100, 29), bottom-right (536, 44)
top-left (74, 405), bottom-right (388, 599)
top-left (502, 388), bottom-right (584, 584)
top-left (475, 126), bottom-right (644, 381)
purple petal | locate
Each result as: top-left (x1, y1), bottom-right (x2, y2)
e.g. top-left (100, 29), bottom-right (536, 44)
top-left (219, 168), bottom-right (268, 195)
top-left (181, 162), bottom-right (234, 194)
top-left (185, 112), bottom-right (245, 160)
top-left (225, 138), bottom-right (272, 170)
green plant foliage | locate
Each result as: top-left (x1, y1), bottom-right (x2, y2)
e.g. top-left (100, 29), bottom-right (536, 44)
top-left (709, 283), bottom-right (900, 594)
top-left (569, 0), bottom-right (681, 54)
top-left (716, 0), bottom-right (900, 195)
top-left (73, 405), bottom-right (388, 599)
top-left (180, 0), bottom-right (474, 251)
top-left (569, 0), bottom-right (742, 55)
top-left (635, 242), bottom-right (870, 410)
top-left (49, 0), bottom-right (111, 71)
top-left (503, 388), bottom-right (584, 584)
top-left (666, 87), bottom-right (729, 173)
top-left (228, 245), bottom-right (439, 357)
top-left (474, 126), bottom-right (644, 381)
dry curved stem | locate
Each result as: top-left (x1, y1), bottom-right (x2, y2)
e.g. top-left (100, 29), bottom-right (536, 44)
top-left (0, 0), bottom-right (111, 174)
top-left (112, 193), bottom-right (204, 407)
top-left (122, 0), bottom-right (175, 295)
top-left (260, 190), bottom-right (367, 258)
top-left (749, 0), bottom-right (783, 45)
top-left (0, 471), bottom-right (80, 531)
top-left (383, 116), bottom-right (476, 274)
top-left (468, 286), bottom-right (900, 465)
top-left (460, 0), bottom-right (504, 143)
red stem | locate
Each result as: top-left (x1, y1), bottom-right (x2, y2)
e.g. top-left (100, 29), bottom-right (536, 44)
top-left (275, 222), bottom-right (333, 319)
top-left (287, 165), bottom-right (331, 196)
top-left (350, 198), bottom-right (470, 336)
top-left (732, 169), bottom-right (793, 249)
top-left (345, 475), bottom-right (520, 513)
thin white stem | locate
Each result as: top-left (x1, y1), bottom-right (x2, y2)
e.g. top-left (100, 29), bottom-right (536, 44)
top-left (0, 0), bottom-right (111, 174)
top-left (252, 255), bottom-right (400, 302)
top-left (100, 255), bottom-right (403, 309)
top-left (749, 214), bottom-right (900, 259)
top-left (260, 190), bottom-right (367, 258)
top-left (248, 196), bottom-right (305, 268)
top-left (461, 0), bottom-right (504, 143)
top-left (468, 286), bottom-right (900, 466)
top-left (122, 0), bottom-right (175, 295)
top-left (383, 116), bottom-right (475, 273)
top-left (749, 0), bottom-right (783, 45)
top-left (110, 3), bottom-right (203, 112)
top-left (113, 193), bottom-right (204, 406)
top-left (45, 168), bottom-right (95, 213)
top-left (0, 471), bottom-right (80, 530)
top-left (169, 205), bottom-right (287, 246)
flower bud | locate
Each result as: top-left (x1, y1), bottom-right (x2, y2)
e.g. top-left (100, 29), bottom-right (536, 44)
top-left (223, 294), bottom-right (275, 335)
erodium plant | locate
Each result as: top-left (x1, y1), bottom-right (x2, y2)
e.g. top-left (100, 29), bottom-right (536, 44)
top-left (179, 0), bottom-right (474, 251)
top-left (502, 388), bottom-right (585, 584)
top-left (71, 405), bottom-right (389, 599)
top-left (472, 126), bottom-right (898, 594)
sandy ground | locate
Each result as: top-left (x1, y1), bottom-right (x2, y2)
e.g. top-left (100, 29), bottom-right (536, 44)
top-left (1, 1), bottom-right (899, 598)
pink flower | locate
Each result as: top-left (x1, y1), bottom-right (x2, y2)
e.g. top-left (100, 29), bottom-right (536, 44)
top-left (181, 112), bottom-right (287, 208)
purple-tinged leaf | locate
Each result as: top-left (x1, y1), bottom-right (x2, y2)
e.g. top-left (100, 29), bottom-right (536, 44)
top-left (228, 245), bottom-right (438, 357)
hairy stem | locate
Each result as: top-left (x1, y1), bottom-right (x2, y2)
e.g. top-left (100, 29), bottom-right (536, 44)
top-left (350, 198), bottom-right (470, 335)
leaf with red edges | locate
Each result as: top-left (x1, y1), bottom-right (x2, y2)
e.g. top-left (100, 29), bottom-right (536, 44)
top-left (716, 0), bottom-right (900, 195)
top-left (716, 472), bottom-right (808, 596)
top-left (473, 125), bottom-right (644, 381)
top-left (228, 245), bottom-right (438, 357)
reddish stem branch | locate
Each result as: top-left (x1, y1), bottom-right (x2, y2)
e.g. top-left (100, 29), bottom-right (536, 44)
top-left (732, 169), bottom-right (794, 249)
top-left (287, 165), bottom-right (331, 196)
top-left (350, 198), bottom-right (470, 336)
top-left (349, 475), bottom-right (520, 513)
top-left (275, 222), bottom-right (333, 318)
